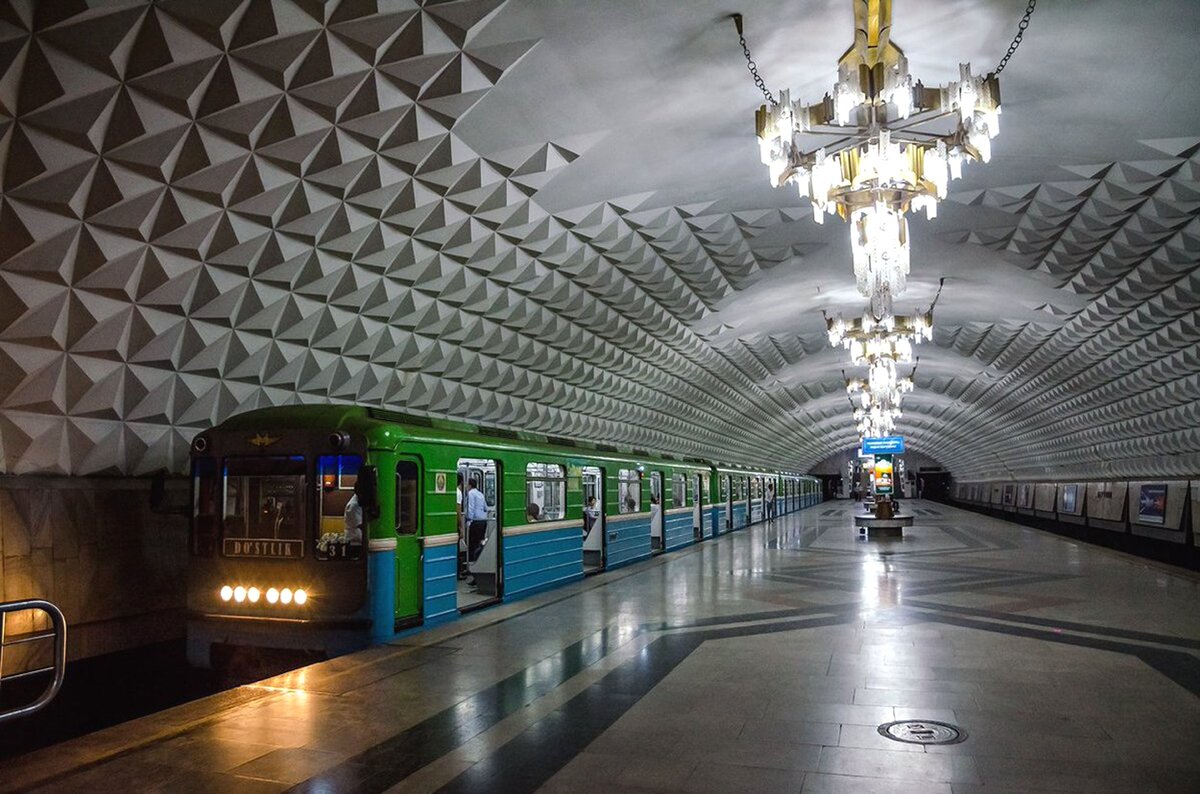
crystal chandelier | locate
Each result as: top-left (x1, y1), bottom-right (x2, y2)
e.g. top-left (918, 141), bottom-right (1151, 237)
top-left (830, 303), bottom-right (930, 441)
top-left (847, 362), bottom-right (913, 412)
top-left (741, 0), bottom-right (1013, 316)
top-left (826, 308), bottom-right (933, 365)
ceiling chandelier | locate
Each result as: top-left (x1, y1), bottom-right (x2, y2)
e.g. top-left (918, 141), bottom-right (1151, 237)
top-left (735, 0), bottom-right (1035, 318)
top-left (826, 307), bottom-right (933, 364)
top-left (733, 0), bottom-right (1036, 444)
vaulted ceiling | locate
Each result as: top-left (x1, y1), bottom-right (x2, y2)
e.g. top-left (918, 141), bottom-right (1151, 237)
top-left (0, 0), bottom-right (1196, 480)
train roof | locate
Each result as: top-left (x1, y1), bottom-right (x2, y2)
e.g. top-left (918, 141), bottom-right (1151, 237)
top-left (208, 405), bottom-right (764, 473)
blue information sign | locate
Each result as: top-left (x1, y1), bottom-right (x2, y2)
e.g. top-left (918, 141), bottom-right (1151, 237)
top-left (862, 436), bottom-right (905, 455)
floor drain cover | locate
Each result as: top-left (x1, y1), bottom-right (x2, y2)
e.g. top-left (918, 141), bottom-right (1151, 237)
top-left (878, 720), bottom-right (966, 745)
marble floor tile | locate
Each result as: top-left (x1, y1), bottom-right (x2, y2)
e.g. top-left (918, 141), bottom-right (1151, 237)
top-left (5, 502), bottom-right (1198, 794)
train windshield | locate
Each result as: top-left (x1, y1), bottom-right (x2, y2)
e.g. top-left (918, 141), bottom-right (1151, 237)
top-left (222, 456), bottom-right (306, 546)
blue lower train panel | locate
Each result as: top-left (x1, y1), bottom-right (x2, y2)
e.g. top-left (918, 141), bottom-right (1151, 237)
top-left (606, 517), bottom-right (652, 568)
top-left (422, 541), bottom-right (458, 624)
top-left (708, 506), bottom-right (720, 537)
top-left (503, 526), bottom-right (584, 601)
top-left (732, 504), bottom-right (747, 529)
top-left (663, 512), bottom-right (694, 551)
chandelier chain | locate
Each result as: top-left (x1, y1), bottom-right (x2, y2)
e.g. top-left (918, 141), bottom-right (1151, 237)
top-left (995, 0), bottom-right (1036, 75)
top-left (738, 31), bottom-right (776, 106)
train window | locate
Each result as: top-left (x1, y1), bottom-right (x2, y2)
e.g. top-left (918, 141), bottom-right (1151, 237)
top-left (672, 473), bottom-right (686, 508)
top-left (483, 470), bottom-right (497, 507)
top-left (317, 454), bottom-right (363, 560)
top-left (720, 475), bottom-right (729, 500)
top-left (222, 456), bottom-right (306, 551)
top-left (526, 462), bottom-right (565, 522)
top-left (395, 461), bottom-right (418, 535)
top-left (618, 469), bottom-right (641, 513)
top-left (192, 457), bottom-right (217, 556)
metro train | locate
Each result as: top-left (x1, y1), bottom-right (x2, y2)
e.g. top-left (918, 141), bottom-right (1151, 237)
top-left (185, 406), bottom-right (820, 667)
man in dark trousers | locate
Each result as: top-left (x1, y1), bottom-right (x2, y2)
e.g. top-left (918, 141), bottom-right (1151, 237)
top-left (464, 477), bottom-right (489, 575)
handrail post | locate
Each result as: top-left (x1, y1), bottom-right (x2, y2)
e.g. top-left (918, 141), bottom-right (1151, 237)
top-left (0, 599), bottom-right (67, 725)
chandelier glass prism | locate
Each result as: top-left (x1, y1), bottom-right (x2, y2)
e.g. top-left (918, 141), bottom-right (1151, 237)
top-left (755, 0), bottom-right (1001, 317)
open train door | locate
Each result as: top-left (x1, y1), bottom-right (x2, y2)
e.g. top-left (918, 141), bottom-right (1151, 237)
top-left (582, 466), bottom-right (605, 573)
top-left (458, 458), bottom-right (502, 612)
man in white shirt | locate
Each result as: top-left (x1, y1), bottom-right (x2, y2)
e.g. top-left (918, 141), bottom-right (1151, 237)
top-left (464, 477), bottom-right (489, 563)
top-left (344, 492), bottom-right (363, 544)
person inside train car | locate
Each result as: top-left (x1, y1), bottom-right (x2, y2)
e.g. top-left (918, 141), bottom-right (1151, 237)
top-left (649, 493), bottom-right (661, 523)
top-left (583, 496), bottom-right (599, 536)
top-left (343, 491), bottom-right (363, 546)
top-left (766, 482), bottom-right (776, 520)
top-left (464, 477), bottom-right (488, 573)
top-left (527, 503), bottom-right (542, 522)
top-left (456, 472), bottom-right (467, 580)
top-left (624, 494), bottom-right (636, 512)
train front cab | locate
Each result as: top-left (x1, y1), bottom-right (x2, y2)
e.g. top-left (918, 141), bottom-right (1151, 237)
top-left (186, 424), bottom-right (385, 668)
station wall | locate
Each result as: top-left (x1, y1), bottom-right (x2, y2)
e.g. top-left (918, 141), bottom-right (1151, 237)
top-left (950, 479), bottom-right (1198, 568)
top-left (0, 476), bottom-right (187, 662)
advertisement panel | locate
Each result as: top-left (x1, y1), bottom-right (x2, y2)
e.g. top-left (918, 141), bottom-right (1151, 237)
top-left (1061, 484), bottom-right (1079, 514)
top-left (1137, 483), bottom-right (1167, 525)
top-left (873, 455), bottom-right (894, 495)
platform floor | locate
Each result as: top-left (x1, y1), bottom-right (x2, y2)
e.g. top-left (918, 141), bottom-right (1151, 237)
top-left (3, 501), bottom-right (1199, 793)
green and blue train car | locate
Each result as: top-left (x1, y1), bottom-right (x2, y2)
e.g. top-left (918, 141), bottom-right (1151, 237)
top-left (185, 405), bottom-right (821, 667)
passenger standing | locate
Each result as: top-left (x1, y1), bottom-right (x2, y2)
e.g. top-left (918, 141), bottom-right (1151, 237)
top-left (344, 492), bottom-right (363, 544)
top-left (583, 496), bottom-right (599, 536)
top-left (765, 483), bottom-right (776, 520)
top-left (464, 477), bottom-right (489, 565)
top-left (456, 473), bottom-right (467, 580)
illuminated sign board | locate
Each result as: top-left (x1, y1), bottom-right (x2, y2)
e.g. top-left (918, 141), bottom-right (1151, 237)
top-left (862, 436), bottom-right (905, 455)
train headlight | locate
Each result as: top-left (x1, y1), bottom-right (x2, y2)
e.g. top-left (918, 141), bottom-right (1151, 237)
top-left (219, 585), bottom-right (233, 602)
top-left (294, 589), bottom-right (308, 605)
top-left (266, 587), bottom-right (279, 604)
top-left (280, 588), bottom-right (293, 605)
top-left (233, 586), bottom-right (246, 603)
top-left (248, 587), bottom-right (260, 603)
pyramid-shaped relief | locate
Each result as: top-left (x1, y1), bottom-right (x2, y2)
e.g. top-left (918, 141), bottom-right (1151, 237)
top-left (916, 139), bottom-right (1200, 479)
top-left (0, 3), bottom-right (1197, 481)
top-left (0, 0), bottom-right (834, 475)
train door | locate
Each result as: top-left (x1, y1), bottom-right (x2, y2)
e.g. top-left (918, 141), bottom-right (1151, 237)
top-left (393, 458), bottom-right (422, 625)
top-left (582, 466), bottom-right (604, 573)
top-left (723, 475), bottom-right (732, 531)
top-left (692, 474), bottom-right (703, 541)
top-left (458, 457), bottom-right (501, 612)
top-left (650, 471), bottom-right (664, 552)
top-left (744, 477), bottom-right (753, 524)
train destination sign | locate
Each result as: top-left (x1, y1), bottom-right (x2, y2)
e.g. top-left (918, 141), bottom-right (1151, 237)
top-left (862, 436), bottom-right (906, 455)
top-left (223, 539), bottom-right (304, 558)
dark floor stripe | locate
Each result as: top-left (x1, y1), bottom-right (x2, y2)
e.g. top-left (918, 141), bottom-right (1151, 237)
top-left (908, 599), bottom-right (1200, 650)
top-left (285, 622), bottom-right (639, 794)
top-left (433, 613), bottom-right (853, 793)
top-left (924, 612), bottom-right (1200, 698)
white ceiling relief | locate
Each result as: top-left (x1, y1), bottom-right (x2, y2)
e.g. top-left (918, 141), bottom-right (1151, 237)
top-left (0, 0), bottom-right (1196, 479)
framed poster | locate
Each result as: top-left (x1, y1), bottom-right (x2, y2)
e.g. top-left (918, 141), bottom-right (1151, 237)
top-left (1002, 484), bottom-right (1015, 506)
top-left (1018, 483), bottom-right (1031, 508)
top-left (1137, 483), bottom-right (1167, 525)
top-left (1062, 484), bottom-right (1078, 514)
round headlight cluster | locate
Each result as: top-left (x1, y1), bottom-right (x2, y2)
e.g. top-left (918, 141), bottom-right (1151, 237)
top-left (219, 584), bottom-right (308, 606)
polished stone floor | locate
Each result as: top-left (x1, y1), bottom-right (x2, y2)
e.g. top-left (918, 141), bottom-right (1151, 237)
top-left (3, 501), bottom-right (1199, 793)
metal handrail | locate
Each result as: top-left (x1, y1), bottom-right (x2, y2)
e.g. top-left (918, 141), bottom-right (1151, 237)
top-left (0, 599), bottom-right (67, 724)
